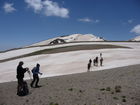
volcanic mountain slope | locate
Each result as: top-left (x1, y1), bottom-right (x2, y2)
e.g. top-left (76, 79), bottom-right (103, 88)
top-left (0, 41), bottom-right (140, 83)
top-left (30, 34), bottom-right (105, 46)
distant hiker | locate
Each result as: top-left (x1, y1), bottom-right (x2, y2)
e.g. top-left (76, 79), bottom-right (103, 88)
top-left (87, 59), bottom-right (92, 71)
top-left (16, 61), bottom-right (29, 96)
top-left (87, 62), bottom-right (91, 72)
top-left (100, 57), bottom-right (103, 66)
top-left (30, 64), bottom-right (42, 88)
top-left (95, 57), bottom-right (98, 66)
top-left (100, 56), bottom-right (103, 66)
top-left (100, 53), bottom-right (102, 57)
top-left (93, 58), bottom-right (96, 66)
top-left (89, 59), bottom-right (92, 64)
top-left (87, 63), bottom-right (91, 72)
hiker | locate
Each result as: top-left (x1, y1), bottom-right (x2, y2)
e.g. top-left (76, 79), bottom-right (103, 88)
top-left (16, 61), bottom-right (29, 96)
top-left (30, 63), bottom-right (42, 88)
top-left (87, 59), bottom-right (92, 71)
top-left (100, 53), bottom-right (102, 57)
top-left (89, 59), bottom-right (92, 64)
top-left (93, 58), bottom-right (96, 66)
top-left (100, 56), bottom-right (103, 66)
top-left (87, 63), bottom-right (91, 72)
top-left (95, 57), bottom-right (98, 66)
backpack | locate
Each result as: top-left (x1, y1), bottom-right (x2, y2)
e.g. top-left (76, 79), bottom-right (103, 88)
top-left (31, 67), bottom-right (35, 73)
top-left (17, 81), bottom-right (29, 96)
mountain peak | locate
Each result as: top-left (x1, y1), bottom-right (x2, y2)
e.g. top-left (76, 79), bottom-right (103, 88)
top-left (31, 33), bottom-right (105, 46)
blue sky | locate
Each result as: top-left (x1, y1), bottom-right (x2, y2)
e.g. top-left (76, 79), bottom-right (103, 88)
top-left (0, 0), bottom-right (140, 51)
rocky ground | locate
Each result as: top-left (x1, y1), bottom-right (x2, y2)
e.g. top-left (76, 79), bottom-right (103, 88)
top-left (0, 64), bottom-right (140, 105)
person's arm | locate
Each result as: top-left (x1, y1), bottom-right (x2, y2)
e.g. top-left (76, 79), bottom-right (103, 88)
top-left (35, 68), bottom-right (42, 75)
top-left (38, 69), bottom-right (42, 75)
top-left (19, 66), bottom-right (27, 74)
top-left (23, 67), bottom-right (29, 73)
top-left (38, 72), bottom-right (42, 75)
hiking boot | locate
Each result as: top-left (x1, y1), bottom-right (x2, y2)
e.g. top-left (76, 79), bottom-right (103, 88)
top-left (35, 85), bottom-right (41, 88)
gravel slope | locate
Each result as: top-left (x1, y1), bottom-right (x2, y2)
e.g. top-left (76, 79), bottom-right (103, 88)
top-left (0, 64), bottom-right (140, 105)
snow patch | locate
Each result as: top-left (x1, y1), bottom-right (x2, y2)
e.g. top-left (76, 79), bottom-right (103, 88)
top-left (30, 34), bottom-right (105, 46)
top-left (0, 42), bottom-right (140, 83)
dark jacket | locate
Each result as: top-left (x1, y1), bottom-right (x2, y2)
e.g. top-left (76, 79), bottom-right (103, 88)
top-left (16, 65), bottom-right (27, 79)
top-left (32, 67), bottom-right (42, 75)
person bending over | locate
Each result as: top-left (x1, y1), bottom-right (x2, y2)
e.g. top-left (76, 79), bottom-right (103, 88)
top-left (16, 61), bottom-right (29, 95)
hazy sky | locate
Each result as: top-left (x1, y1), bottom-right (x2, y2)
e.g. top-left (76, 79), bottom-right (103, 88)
top-left (0, 0), bottom-right (140, 51)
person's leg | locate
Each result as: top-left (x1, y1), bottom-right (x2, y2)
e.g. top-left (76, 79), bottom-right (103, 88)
top-left (88, 64), bottom-right (90, 71)
top-left (89, 63), bottom-right (91, 71)
top-left (35, 75), bottom-right (39, 87)
top-left (17, 78), bottom-right (23, 95)
top-left (101, 61), bottom-right (103, 66)
top-left (17, 79), bottom-right (21, 94)
top-left (31, 75), bottom-right (36, 87)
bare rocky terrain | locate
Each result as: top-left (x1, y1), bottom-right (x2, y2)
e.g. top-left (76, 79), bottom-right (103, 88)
top-left (0, 64), bottom-right (140, 105)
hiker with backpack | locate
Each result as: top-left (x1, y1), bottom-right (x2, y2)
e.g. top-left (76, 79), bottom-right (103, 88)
top-left (16, 61), bottom-right (29, 96)
top-left (93, 58), bottom-right (96, 66)
top-left (94, 56), bottom-right (98, 66)
top-left (30, 63), bottom-right (42, 88)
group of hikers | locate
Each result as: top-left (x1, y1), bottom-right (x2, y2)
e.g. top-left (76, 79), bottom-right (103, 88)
top-left (87, 53), bottom-right (103, 71)
top-left (16, 53), bottom-right (104, 96)
top-left (16, 61), bottom-right (42, 96)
